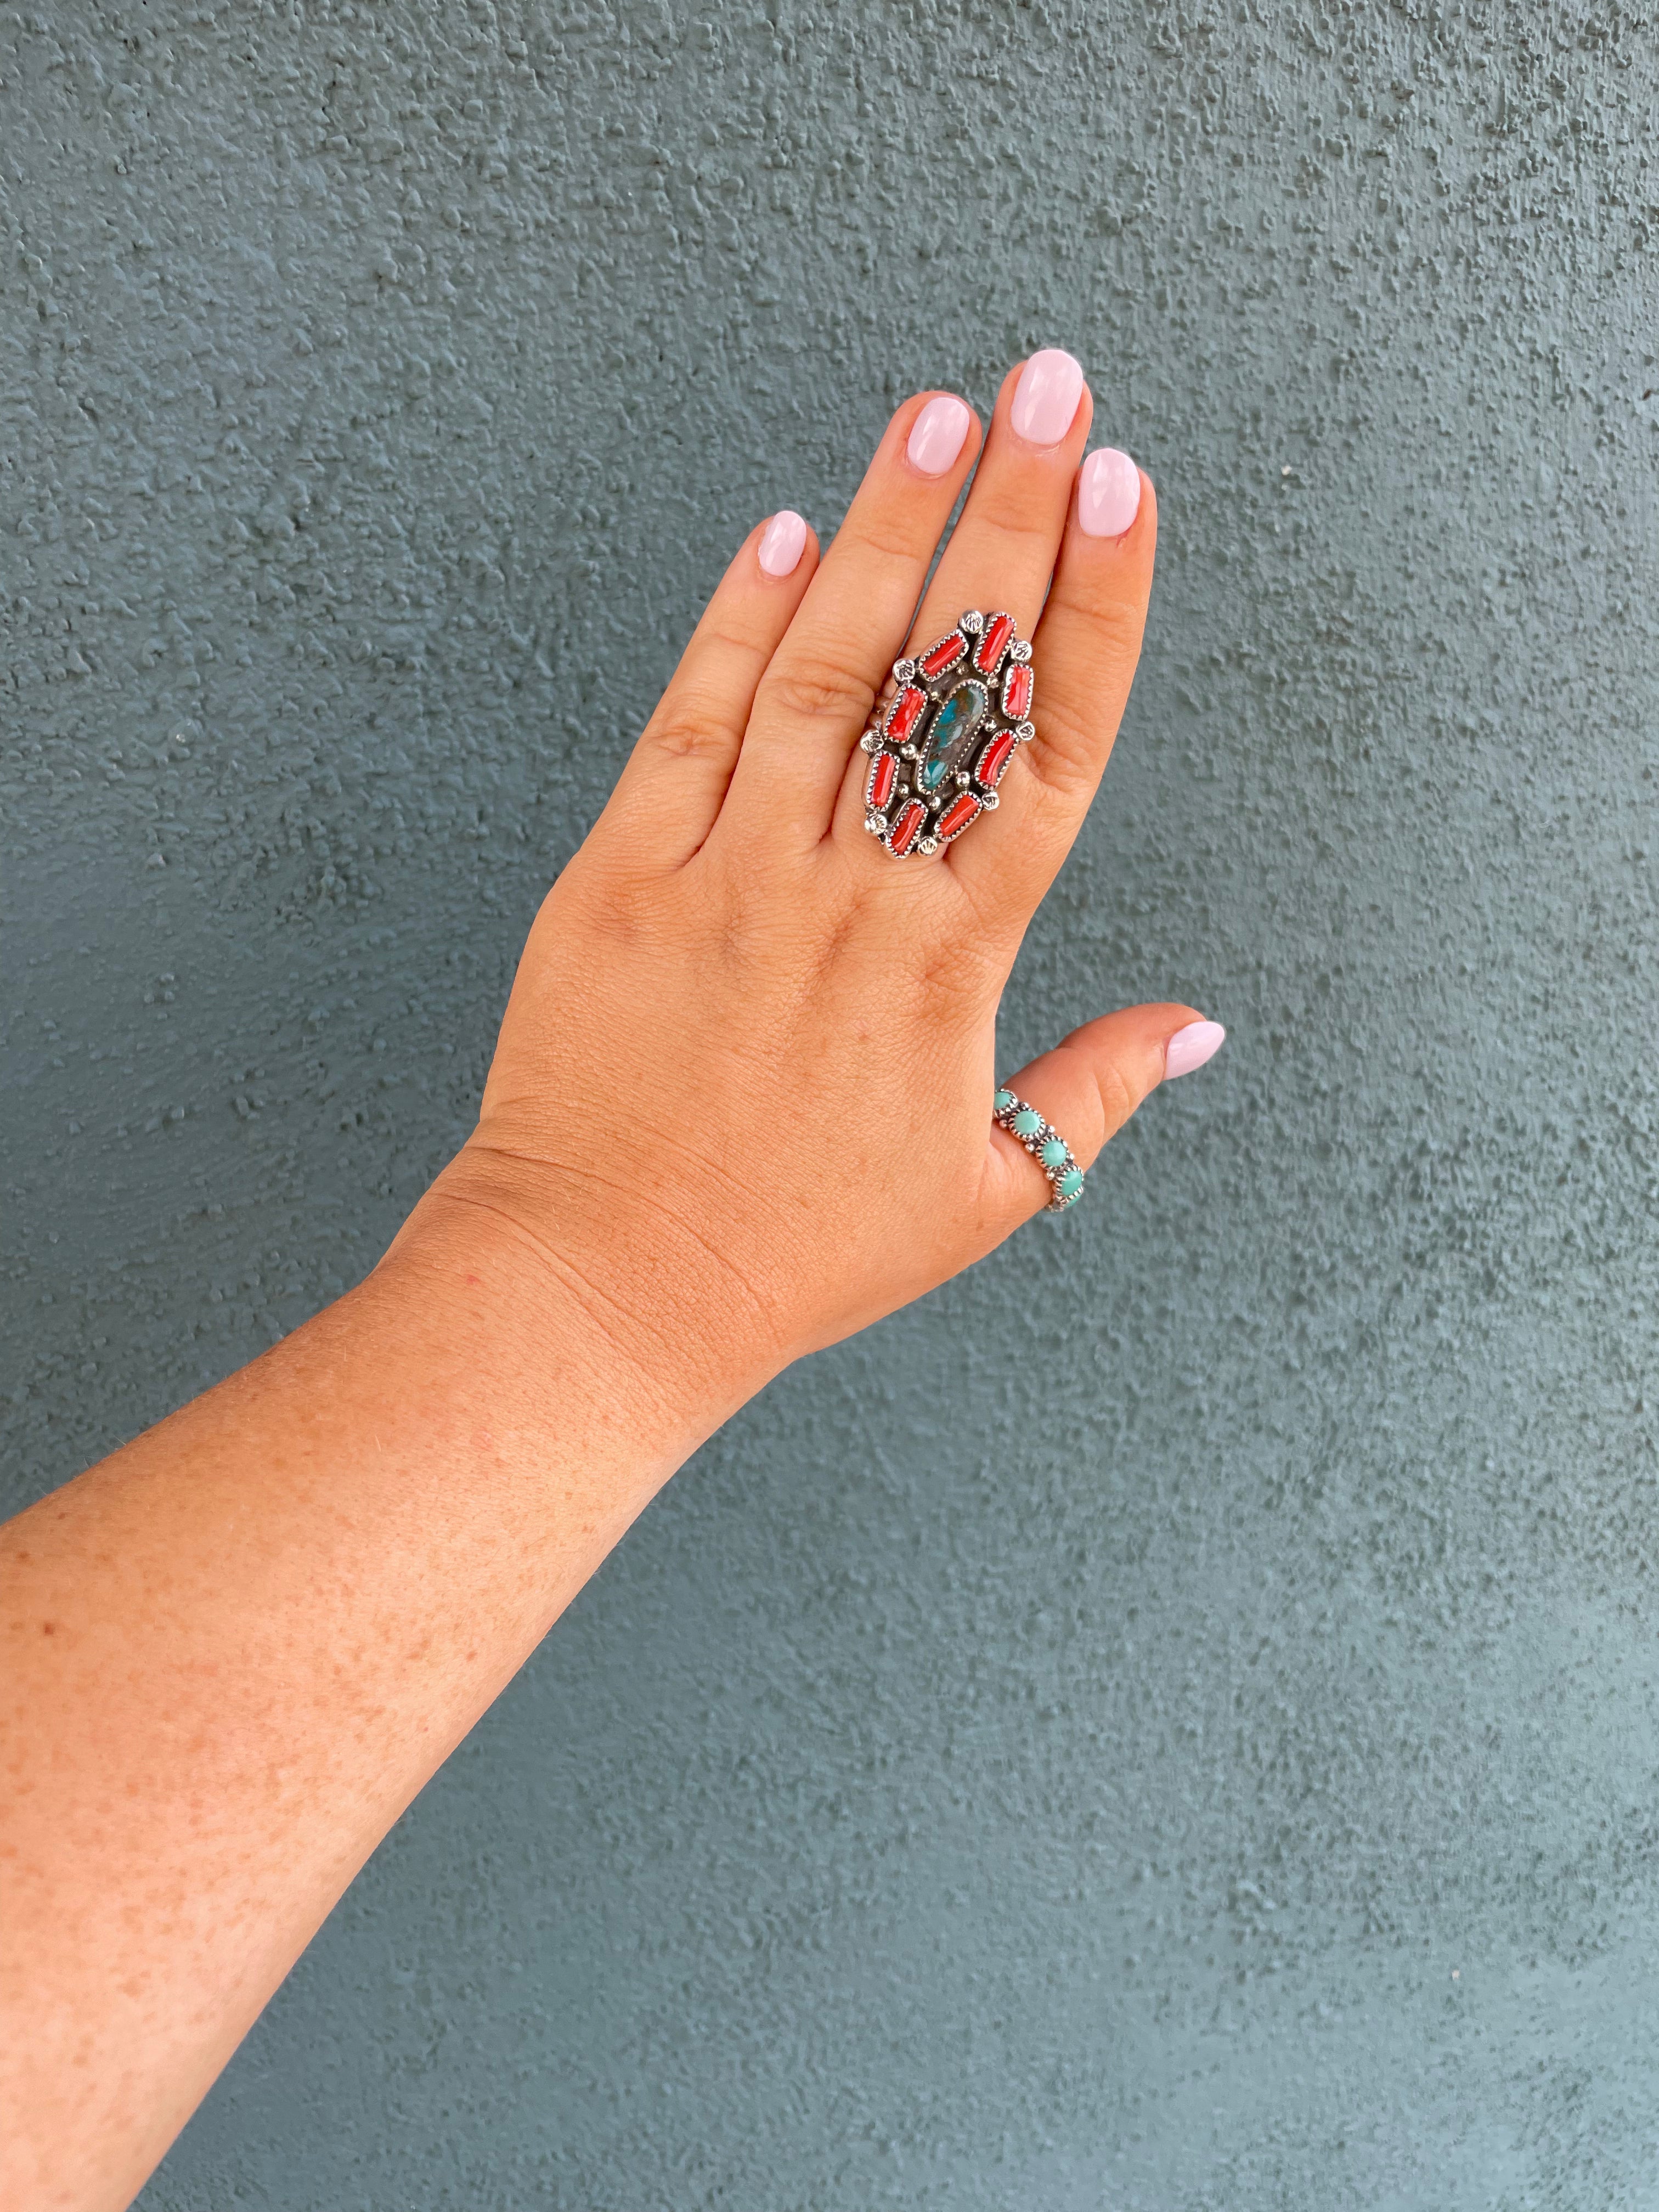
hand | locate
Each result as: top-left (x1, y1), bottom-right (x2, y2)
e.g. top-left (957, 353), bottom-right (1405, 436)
top-left (0, 354), bottom-right (1224, 2212)
top-left (413, 351), bottom-right (1223, 1426)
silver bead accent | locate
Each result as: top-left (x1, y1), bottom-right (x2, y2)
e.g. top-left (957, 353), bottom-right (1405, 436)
top-left (900, 742), bottom-right (919, 760)
top-left (1015, 720), bottom-right (1036, 743)
top-left (917, 836), bottom-right (939, 855)
top-left (864, 812), bottom-right (888, 837)
top-left (960, 610), bottom-right (984, 634)
top-left (860, 730), bottom-right (881, 754)
top-left (893, 657), bottom-right (917, 684)
top-left (1010, 638), bottom-right (1033, 664)
top-left (955, 769), bottom-right (970, 787)
top-left (982, 791), bottom-right (1000, 810)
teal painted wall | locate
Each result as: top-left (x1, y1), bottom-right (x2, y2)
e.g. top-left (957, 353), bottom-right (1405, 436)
top-left (5, 3), bottom-right (1658, 2203)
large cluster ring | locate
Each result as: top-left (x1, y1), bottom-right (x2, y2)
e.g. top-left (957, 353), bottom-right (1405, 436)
top-left (994, 1088), bottom-right (1085, 1212)
top-left (860, 607), bottom-right (1036, 857)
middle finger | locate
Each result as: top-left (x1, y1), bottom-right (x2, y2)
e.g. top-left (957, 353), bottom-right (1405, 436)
top-left (829, 351), bottom-right (1092, 853)
top-left (718, 388), bottom-right (983, 848)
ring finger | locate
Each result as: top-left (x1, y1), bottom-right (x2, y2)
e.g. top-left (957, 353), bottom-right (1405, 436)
top-left (948, 455), bottom-right (1156, 926)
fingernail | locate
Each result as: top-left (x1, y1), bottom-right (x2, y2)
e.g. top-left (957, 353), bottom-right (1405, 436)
top-left (1078, 447), bottom-right (1142, 538)
top-left (1164, 1020), bottom-right (1226, 1079)
top-left (906, 393), bottom-right (973, 477)
top-left (758, 509), bottom-right (808, 578)
top-left (1009, 348), bottom-right (1086, 448)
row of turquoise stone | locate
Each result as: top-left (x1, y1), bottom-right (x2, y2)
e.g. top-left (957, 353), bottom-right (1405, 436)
top-left (993, 1088), bottom-right (1086, 1212)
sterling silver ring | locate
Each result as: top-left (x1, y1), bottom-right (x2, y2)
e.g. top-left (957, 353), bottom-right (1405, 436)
top-left (860, 608), bottom-right (1036, 858)
top-left (994, 1088), bottom-right (1086, 1212)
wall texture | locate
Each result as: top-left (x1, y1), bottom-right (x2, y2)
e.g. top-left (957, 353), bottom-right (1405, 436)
top-left (4, 3), bottom-right (1658, 2204)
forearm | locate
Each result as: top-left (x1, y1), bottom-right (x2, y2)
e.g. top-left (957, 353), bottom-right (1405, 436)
top-left (1, 1192), bottom-right (720, 2212)
top-left (2, 358), bottom-right (1200, 2210)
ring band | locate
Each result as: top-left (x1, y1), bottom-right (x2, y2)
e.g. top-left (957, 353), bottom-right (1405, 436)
top-left (994, 1088), bottom-right (1086, 1212)
top-left (862, 608), bottom-right (1036, 858)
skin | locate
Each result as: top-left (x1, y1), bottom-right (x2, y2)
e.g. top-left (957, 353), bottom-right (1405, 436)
top-left (1, 359), bottom-right (1213, 2212)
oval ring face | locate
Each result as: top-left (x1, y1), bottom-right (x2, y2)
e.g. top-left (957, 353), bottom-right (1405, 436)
top-left (862, 610), bottom-right (1036, 858)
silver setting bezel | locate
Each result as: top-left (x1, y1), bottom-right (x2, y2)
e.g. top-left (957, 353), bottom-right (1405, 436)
top-left (970, 609), bottom-right (1016, 682)
top-left (917, 629), bottom-right (968, 681)
top-left (865, 750), bottom-right (900, 816)
top-left (992, 1091), bottom-right (1085, 1212)
top-left (934, 793), bottom-right (983, 846)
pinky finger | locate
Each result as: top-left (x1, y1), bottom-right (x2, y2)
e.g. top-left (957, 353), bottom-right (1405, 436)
top-left (977, 1005), bottom-right (1226, 1233)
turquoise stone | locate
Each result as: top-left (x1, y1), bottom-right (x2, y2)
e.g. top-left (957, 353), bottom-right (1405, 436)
top-left (918, 681), bottom-right (988, 790)
top-left (1011, 1108), bottom-right (1043, 1139)
top-left (1057, 1167), bottom-right (1085, 1199)
top-left (1040, 1137), bottom-right (1069, 1169)
top-left (994, 1088), bottom-right (1017, 1113)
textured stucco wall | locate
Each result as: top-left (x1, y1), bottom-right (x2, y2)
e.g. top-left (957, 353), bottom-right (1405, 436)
top-left (4, 3), bottom-right (1658, 2205)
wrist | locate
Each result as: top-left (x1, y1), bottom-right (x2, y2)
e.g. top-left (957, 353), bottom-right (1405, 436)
top-left (380, 1141), bottom-right (774, 1474)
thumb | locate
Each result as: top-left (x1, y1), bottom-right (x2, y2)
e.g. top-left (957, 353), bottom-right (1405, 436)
top-left (980, 1005), bottom-right (1227, 1229)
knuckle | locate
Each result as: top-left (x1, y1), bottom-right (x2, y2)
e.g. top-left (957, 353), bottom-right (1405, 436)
top-left (1093, 1056), bottom-right (1137, 1140)
top-left (845, 516), bottom-right (934, 573)
top-left (644, 698), bottom-right (733, 764)
top-left (1044, 577), bottom-right (1149, 654)
top-left (964, 487), bottom-right (1062, 553)
top-left (1049, 1038), bottom-right (1133, 1152)
top-left (915, 927), bottom-right (998, 1006)
top-left (757, 656), bottom-right (876, 731)
top-left (701, 617), bottom-right (768, 663)
top-left (695, 621), bottom-right (772, 685)
top-left (1024, 701), bottom-right (1103, 801)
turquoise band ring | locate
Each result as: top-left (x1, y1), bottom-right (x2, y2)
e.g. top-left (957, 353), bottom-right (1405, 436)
top-left (862, 609), bottom-right (1036, 858)
top-left (994, 1088), bottom-right (1086, 1212)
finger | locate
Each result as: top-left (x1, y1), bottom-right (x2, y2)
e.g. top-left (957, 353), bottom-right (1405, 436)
top-left (830, 350), bottom-right (1091, 852)
top-left (975, 1005), bottom-right (1224, 1234)
top-left (595, 511), bottom-right (819, 869)
top-left (718, 390), bottom-right (982, 847)
top-left (948, 452), bottom-right (1156, 922)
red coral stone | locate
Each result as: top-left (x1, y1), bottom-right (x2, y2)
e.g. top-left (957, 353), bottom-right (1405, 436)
top-left (973, 611), bottom-right (1015, 676)
top-left (885, 685), bottom-right (927, 743)
top-left (918, 632), bottom-right (966, 679)
top-left (975, 730), bottom-right (1017, 790)
top-left (1001, 661), bottom-right (1033, 720)
top-left (887, 799), bottom-right (927, 855)
top-left (936, 792), bottom-right (981, 842)
top-left (866, 751), bottom-right (896, 811)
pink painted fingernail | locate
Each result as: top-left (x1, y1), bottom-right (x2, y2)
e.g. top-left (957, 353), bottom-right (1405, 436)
top-left (1078, 447), bottom-right (1142, 538)
top-left (906, 393), bottom-right (973, 477)
top-left (1164, 1020), bottom-right (1226, 1080)
top-left (758, 509), bottom-right (808, 578)
top-left (1009, 348), bottom-right (1086, 447)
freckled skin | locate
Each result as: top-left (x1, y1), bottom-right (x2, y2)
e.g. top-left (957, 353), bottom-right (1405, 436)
top-left (1, 365), bottom-right (1197, 2212)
